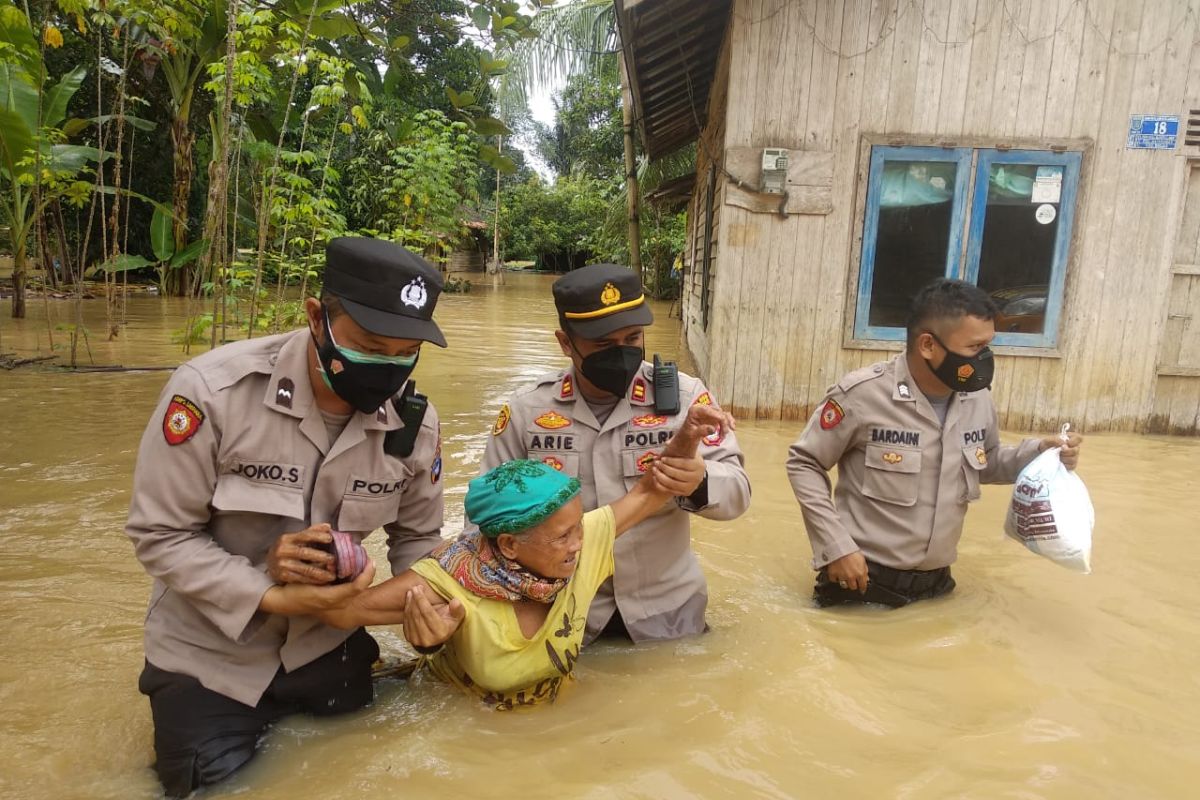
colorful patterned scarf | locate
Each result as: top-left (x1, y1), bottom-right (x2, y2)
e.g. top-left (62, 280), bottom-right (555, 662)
top-left (432, 530), bottom-right (568, 604)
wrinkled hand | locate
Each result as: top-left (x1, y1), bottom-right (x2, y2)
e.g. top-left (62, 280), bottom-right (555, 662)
top-left (1039, 431), bottom-right (1083, 470)
top-left (649, 454), bottom-right (706, 497)
top-left (668, 404), bottom-right (737, 454)
top-left (262, 561), bottom-right (376, 622)
top-left (825, 551), bottom-right (869, 594)
top-left (402, 584), bottom-right (466, 650)
top-left (268, 524), bottom-right (336, 585)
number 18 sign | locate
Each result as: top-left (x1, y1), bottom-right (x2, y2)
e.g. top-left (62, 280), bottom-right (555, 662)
top-left (1127, 115), bottom-right (1179, 150)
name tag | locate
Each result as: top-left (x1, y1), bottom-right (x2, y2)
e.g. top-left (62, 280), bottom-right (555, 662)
top-left (227, 460), bottom-right (305, 487)
top-left (870, 428), bottom-right (920, 447)
top-left (346, 476), bottom-right (408, 497)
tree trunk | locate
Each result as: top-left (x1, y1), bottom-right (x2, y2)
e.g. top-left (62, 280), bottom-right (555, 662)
top-left (168, 104), bottom-right (195, 296)
top-left (618, 56), bottom-right (642, 283)
top-left (11, 236), bottom-right (28, 319)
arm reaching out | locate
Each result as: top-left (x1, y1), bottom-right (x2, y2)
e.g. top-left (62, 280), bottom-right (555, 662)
top-left (611, 404), bottom-right (736, 537)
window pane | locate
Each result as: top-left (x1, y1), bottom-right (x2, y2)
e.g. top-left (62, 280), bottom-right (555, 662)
top-left (975, 163), bottom-right (1062, 335)
top-left (867, 161), bottom-right (959, 327)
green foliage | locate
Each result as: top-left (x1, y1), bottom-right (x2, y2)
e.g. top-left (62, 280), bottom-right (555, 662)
top-left (535, 55), bottom-right (624, 182)
top-left (345, 108), bottom-right (479, 253)
top-left (500, 172), bottom-right (613, 267)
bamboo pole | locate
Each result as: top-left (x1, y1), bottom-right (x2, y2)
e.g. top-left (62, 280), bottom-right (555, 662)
top-left (618, 54), bottom-right (642, 281)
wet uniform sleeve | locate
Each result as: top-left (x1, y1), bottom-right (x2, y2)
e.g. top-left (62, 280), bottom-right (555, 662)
top-left (384, 407), bottom-right (446, 575)
top-left (677, 380), bottom-right (751, 521)
top-left (786, 390), bottom-right (862, 569)
top-left (979, 398), bottom-right (1042, 484)
top-left (124, 365), bottom-right (276, 643)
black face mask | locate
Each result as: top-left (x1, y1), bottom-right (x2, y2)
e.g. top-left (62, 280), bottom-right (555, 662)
top-left (926, 331), bottom-right (994, 393)
top-left (574, 340), bottom-right (644, 398)
top-left (313, 311), bottom-right (419, 413)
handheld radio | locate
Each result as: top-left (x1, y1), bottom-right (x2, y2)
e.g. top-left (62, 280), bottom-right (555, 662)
top-left (384, 382), bottom-right (429, 458)
top-left (652, 355), bottom-right (680, 416)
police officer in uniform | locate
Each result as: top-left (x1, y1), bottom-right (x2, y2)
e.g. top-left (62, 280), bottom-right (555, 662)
top-left (483, 263), bottom-right (751, 643)
top-left (126, 238), bottom-right (453, 796)
top-left (787, 279), bottom-right (1083, 607)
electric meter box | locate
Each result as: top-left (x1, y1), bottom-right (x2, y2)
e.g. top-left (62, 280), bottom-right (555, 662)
top-left (760, 148), bottom-right (789, 194)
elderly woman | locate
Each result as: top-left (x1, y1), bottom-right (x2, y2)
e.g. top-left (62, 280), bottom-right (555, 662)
top-left (318, 402), bottom-right (733, 708)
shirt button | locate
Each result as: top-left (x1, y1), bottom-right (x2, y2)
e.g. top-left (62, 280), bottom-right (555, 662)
top-left (268, 355), bottom-right (279, 366)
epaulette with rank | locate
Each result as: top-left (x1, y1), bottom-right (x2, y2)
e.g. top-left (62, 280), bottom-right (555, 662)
top-left (834, 361), bottom-right (889, 395)
top-left (190, 334), bottom-right (284, 393)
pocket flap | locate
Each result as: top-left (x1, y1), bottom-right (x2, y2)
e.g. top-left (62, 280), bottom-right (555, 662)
top-left (962, 444), bottom-right (989, 471)
top-left (864, 443), bottom-right (921, 474)
top-left (337, 494), bottom-right (400, 534)
top-left (212, 474), bottom-right (306, 519)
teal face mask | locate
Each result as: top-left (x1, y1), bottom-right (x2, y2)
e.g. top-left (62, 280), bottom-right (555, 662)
top-left (315, 311), bottom-right (420, 412)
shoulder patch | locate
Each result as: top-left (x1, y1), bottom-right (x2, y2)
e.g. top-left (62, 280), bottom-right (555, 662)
top-left (492, 404), bottom-right (511, 436)
top-left (560, 374), bottom-right (573, 399)
top-left (819, 399), bottom-right (845, 430)
top-left (693, 391), bottom-right (713, 406)
top-left (163, 394), bottom-right (205, 445)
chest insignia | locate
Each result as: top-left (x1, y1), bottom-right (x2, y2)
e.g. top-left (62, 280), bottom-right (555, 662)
top-left (975, 447), bottom-right (987, 466)
top-left (534, 411), bottom-right (571, 430)
top-left (542, 456), bottom-right (564, 471)
top-left (631, 414), bottom-right (668, 428)
top-left (636, 451), bottom-right (658, 473)
top-left (882, 451), bottom-right (903, 465)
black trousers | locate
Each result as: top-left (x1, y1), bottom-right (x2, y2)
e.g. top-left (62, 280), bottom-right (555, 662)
top-left (814, 560), bottom-right (956, 608)
top-left (138, 628), bottom-right (379, 798)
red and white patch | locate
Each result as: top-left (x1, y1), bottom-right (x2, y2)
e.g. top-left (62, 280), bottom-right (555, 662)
top-left (542, 456), bottom-right (564, 471)
top-left (631, 414), bottom-right (668, 428)
top-left (703, 429), bottom-right (725, 447)
top-left (818, 399), bottom-right (844, 430)
top-left (162, 394), bottom-right (205, 446)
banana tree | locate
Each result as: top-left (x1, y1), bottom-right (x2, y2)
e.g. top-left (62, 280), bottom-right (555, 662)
top-left (0, 4), bottom-right (107, 318)
top-left (93, 204), bottom-right (208, 293)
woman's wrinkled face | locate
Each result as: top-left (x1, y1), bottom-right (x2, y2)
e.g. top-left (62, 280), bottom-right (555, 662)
top-left (496, 498), bottom-right (585, 580)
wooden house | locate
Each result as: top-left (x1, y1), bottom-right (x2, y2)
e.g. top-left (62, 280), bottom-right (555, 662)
top-left (616, 0), bottom-right (1200, 434)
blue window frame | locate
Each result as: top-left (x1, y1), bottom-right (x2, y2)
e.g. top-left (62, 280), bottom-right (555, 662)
top-left (853, 145), bottom-right (1083, 348)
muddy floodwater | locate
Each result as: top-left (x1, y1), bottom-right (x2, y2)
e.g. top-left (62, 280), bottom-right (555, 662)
top-left (1, 273), bottom-right (1199, 799)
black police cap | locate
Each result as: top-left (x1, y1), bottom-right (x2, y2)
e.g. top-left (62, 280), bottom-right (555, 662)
top-left (322, 237), bottom-right (446, 347)
top-left (552, 263), bottom-right (654, 338)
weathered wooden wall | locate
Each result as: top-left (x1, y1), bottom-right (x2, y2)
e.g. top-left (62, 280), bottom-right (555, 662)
top-left (681, 23), bottom-right (733, 380)
top-left (679, 0), bottom-right (1200, 433)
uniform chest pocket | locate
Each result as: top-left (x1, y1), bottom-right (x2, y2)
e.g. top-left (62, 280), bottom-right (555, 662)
top-left (212, 473), bottom-right (306, 519)
top-left (337, 472), bottom-right (408, 533)
top-left (961, 444), bottom-right (988, 502)
top-left (861, 443), bottom-right (922, 507)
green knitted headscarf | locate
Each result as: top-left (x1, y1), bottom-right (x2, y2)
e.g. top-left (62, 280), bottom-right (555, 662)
top-left (466, 459), bottom-right (582, 538)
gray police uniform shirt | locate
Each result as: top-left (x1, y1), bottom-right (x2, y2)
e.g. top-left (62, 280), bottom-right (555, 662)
top-left (483, 363), bottom-right (751, 643)
top-left (125, 329), bottom-right (444, 707)
top-left (786, 354), bottom-right (1041, 572)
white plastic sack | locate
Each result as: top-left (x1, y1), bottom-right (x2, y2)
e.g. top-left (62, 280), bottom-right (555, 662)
top-left (1003, 425), bottom-right (1094, 573)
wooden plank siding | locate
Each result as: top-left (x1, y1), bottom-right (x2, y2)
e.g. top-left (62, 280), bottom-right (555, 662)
top-left (675, 0), bottom-right (1200, 434)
